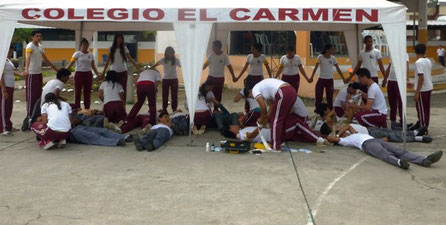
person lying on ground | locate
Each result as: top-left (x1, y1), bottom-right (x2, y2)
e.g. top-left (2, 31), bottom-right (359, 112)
top-left (233, 86), bottom-right (261, 127)
top-left (133, 112), bottom-right (173, 151)
top-left (326, 132), bottom-right (443, 170)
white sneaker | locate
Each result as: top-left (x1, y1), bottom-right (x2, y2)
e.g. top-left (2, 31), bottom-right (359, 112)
top-left (198, 125), bottom-right (206, 135)
top-left (108, 123), bottom-right (122, 134)
top-left (139, 124), bottom-right (152, 136)
top-left (192, 126), bottom-right (199, 135)
top-left (103, 117), bottom-right (109, 128)
top-left (316, 137), bottom-right (325, 146)
top-left (43, 141), bottom-right (56, 150)
top-left (57, 139), bottom-right (66, 148)
top-left (310, 113), bottom-right (318, 129)
top-left (1, 131), bottom-right (12, 136)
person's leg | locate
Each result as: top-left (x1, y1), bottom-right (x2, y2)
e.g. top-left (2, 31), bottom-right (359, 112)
top-left (194, 111), bottom-right (212, 127)
top-left (140, 129), bottom-right (157, 149)
top-left (27, 74), bottom-right (43, 118)
top-left (208, 76), bottom-right (224, 111)
top-left (362, 139), bottom-right (400, 167)
top-left (243, 110), bottom-right (261, 126)
top-left (314, 78), bottom-right (324, 110)
top-left (270, 86), bottom-right (297, 150)
top-left (121, 116), bottom-right (143, 133)
top-left (326, 79), bottom-right (334, 109)
top-left (4, 87), bottom-right (14, 131)
top-left (282, 74), bottom-right (299, 93)
top-left (31, 121), bottom-right (48, 145)
top-left (0, 88), bottom-right (5, 133)
top-left (118, 71), bottom-right (128, 96)
top-left (70, 126), bottom-right (120, 146)
top-left (355, 110), bottom-right (387, 128)
top-left (152, 128), bottom-right (171, 149)
top-left (147, 84), bottom-right (157, 125)
top-left (213, 112), bottom-right (227, 131)
top-left (73, 72), bottom-right (83, 109)
top-left (287, 117), bottom-right (320, 142)
top-left (104, 102), bottom-right (121, 123)
top-left (30, 98), bottom-right (41, 123)
top-left (162, 79), bottom-right (169, 111)
top-left (171, 79), bottom-right (178, 112)
top-left (387, 81), bottom-right (398, 122)
top-left (421, 91), bottom-right (431, 129)
top-left (380, 141), bottom-right (425, 165)
top-left (83, 72), bottom-right (93, 109)
top-left (127, 83), bottom-right (147, 119)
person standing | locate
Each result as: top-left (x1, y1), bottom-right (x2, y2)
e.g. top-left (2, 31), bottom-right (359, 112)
top-left (311, 44), bottom-right (346, 109)
top-left (0, 45), bottom-right (22, 136)
top-left (385, 54), bottom-right (409, 125)
top-left (253, 78), bottom-right (296, 151)
top-left (22, 30), bottom-right (59, 131)
top-left (152, 47), bottom-right (181, 113)
top-left (436, 45), bottom-right (445, 67)
top-left (203, 40), bottom-right (236, 111)
top-left (101, 34), bottom-right (140, 96)
top-left (412, 43), bottom-right (433, 133)
top-left (237, 43), bottom-right (272, 84)
top-left (275, 46), bottom-right (311, 93)
top-left (66, 38), bottom-right (100, 109)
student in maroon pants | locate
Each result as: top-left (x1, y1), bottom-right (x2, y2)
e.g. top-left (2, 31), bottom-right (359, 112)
top-left (99, 71), bottom-right (126, 123)
top-left (22, 30), bottom-right (59, 131)
top-left (275, 46), bottom-right (310, 93)
top-left (186, 80), bottom-right (218, 135)
top-left (152, 47), bottom-right (181, 113)
top-left (385, 54), bottom-right (409, 124)
top-left (203, 40), bottom-right (236, 111)
top-left (412, 43), bottom-right (433, 132)
top-left (66, 38), bottom-right (100, 109)
top-left (101, 34), bottom-right (140, 96)
top-left (253, 78), bottom-right (296, 151)
top-left (311, 44), bottom-right (347, 110)
top-left (127, 69), bottom-right (161, 125)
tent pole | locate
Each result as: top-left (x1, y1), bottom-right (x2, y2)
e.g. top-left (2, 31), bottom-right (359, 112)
top-left (413, 12), bottom-right (416, 48)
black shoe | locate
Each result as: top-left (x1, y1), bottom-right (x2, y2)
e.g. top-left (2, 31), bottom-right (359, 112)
top-left (422, 151), bottom-right (443, 167)
top-left (416, 126), bottom-right (428, 136)
top-left (409, 121), bottom-right (420, 131)
top-left (125, 134), bottom-right (134, 143)
top-left (146, 141), bottom-right (155, 151)
top-left (422, 136), bottom-right (433, 143)
top-left (398, 159), bottom-right (410, 170)
top-left (406, 123), bottom-right (414, 129)
top-left (133, 136), bottom-right (144, 151)
top-left (21, 117), bottom-right (30, 132)
top-left (118, 139), bottom-right (126, 146)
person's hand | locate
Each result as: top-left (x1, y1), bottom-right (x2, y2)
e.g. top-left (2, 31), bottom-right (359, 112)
top-left (2, 90), bottom-right (8, 100)
top-left (232, 76), bottom-right (238, 83)
top-left (381, 79), bottom-right (387, 88)
top-left (308, 77), bottom-right (314, 83)
top-left (257, 117), bottom-right (266, 126)
top-left (407, 82), bottom-right (414, 89)
top-left (361, 92), bottom-right (368, 99)
top-left (23, 69), bottom-right (29, 77)
top-left (343, 78), bottom-right (349, 84)
top-left (414, 91), bottom-right (420, 103)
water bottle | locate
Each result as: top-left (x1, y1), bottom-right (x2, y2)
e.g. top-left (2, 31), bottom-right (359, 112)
top-left (206, 142), bottom-right (210, 152)
top-left (211, 143), bottom-right (215, 152)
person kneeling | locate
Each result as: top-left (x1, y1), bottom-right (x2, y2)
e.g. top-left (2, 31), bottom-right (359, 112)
top-left (133, 112), bottom-right (173, 151)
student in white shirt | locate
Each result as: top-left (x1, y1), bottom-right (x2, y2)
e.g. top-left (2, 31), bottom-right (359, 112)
top-left (134, 112), bottom-right (174, 151)
top-left (326, 127), bottom-right (443, 170)
top-left (436, 45), bottom-right (445, 67)
top-left (0, 45), bottom-right (23, 136)
top-left (412, 43), bottom-right (433, 133)
top-left (99, 71), bottom-right (126, 124)
top-left (353, 68), bottom-right (388, 128)
top-left (101, 34), bottom-right (140, 96)
top-left (275, 46), bottom-right (310, 93)
top-left (152, 47), bottom-right (181, 112)
top-left (311, 44), bottom-right (346, 109)
top-left (203, 40), bottom-right (236, 111)
top-left (186, 80), bottom-right (219, 135)
top-left (22, 30), bottom-right (59, 131)
top-left (66, 38), bottom-right (100, 109)
top-left (127, 69), bottom-right (161, 126)
top-left (385, 54), bottom-right (409, 124)
top-left (233, 81), bottom-right (261, 127)
top-left (252, 78), bottom-right (296, 151)
top-left (31, 93), bottom-right (72, 150)
top-left (331, 82), bottom-right (361, 119)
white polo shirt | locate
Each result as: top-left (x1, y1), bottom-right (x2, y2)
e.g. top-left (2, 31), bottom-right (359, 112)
top-left (99, 81), bottom-right (124, 104)
top-left (348, 124), bottom-right (370, 135)
top-left (137, 69), bottom-right (161, 83)
top-left (367, 82), bottom-right (387, 114)
top-left (239, 89), bottom-right (259, 110)
top-left (358, 49), bottom-right (382, 78)
top-left (437, 48), bottom-right (445, 57)
top-left (252, 78), bottom-right (286, 101)
top-left (195, 91), bottom-right (215, 111)
top-left (160, 57), bottom-right (181, 80)
top-left (151, 124), bottom-right (173, 137)
top-left (26, 42), bottom-right (44, 74)
top-left (41, 101), bottom-right (72, 132)
top-left (389, 54), bottom-right (409, 81)
top-left (333, 86), bottom-right (348, 108)
top-left (317, 54), bottom-right (338, 79)
top-left (71, 51), bottom-right (94, 72)
top-left (414, 58), bottom-right (433, 92)
top-left (109, 46), bottom-right (129, 73)
top-left (291, 97), bottom-right (308, 118)
top-left (279, 55), bottom-right (301, 75)
top-left (3, 59), bottom-right (15, 88)
top-left (41, 79), bottom-right (65, 105)
top-left (247, 54), bottom-right (268, 76)
top-left (238, 127), bottom-right (271, 142)
top-left (207, 52), bottom-right (231, 78)
top-left (338, 133), bottom-right (374, 151)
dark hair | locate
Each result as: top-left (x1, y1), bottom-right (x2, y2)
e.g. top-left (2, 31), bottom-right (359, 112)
top-left (316, 103), bottom-right (329, 117)
top-left (286, 46), bottom-right (295, 52)
top-left (57, 68), bottom-right (71, 79)
top-left (349, 82), bottom-right (361, 90)
top-left (105, 70), bottom-right (120, 89)
top-left (252, 43), bottom-right (263, 52)
top-left (321, 44), bottom-right (333, 54)
top-left (159, 112), bottom-right (169, 119)
top-left (320, 123), bottom-right (332, 135)
top-left (356, 68), bottom-right (371, 79)
top-left (199, 79), bottom-right (215, 98)
top-left (363, 35), bottom-right (373, 42)
top-left (110, 34), bottom-right (126, 64)
top-left (213, 40), bottom-right (222, 49)
top-left (414, 43), bottom-right (427, 55)
top-left (43, 93), bottom-right (61, 110)
top-left (79, 38), bottom-right (89, 50)
top-left (9, 44), bottom-right (14, 50)
top-left (31, 30), bottom-right (42, 37)
top-left (164, 46), bottom-right (176, 66)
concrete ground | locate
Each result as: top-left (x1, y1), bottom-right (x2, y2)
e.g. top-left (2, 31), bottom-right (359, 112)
top-left (1, 81), bottom-right (445, 225)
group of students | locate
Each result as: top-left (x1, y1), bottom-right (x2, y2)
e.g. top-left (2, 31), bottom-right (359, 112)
top-left (0, 30), bottom-right (443, 169)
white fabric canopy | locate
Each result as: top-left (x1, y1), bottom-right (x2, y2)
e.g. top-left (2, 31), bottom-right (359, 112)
top-left (0, 0), bottom-right (408, 135)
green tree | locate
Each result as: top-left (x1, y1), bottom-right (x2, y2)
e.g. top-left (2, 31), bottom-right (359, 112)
top-left (12, 28), bottom-right (33, 43)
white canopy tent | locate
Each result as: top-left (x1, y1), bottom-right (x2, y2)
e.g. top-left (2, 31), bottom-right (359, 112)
top-left (0, 0), bottom-right (408, 139)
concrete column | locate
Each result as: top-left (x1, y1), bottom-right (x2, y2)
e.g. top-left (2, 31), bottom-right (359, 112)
top-left (418, 0), bottom-right (428, 44)
top-left (296, 31), bottom-right (310, 65)
top-left (92, 31), bottom-right (98, 67)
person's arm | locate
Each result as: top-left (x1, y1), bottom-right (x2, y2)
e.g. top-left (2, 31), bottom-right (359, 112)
top-left (246, 128), bottom-right (260, 140)
top-left (349, 60), bottom-right (363, 81)
top-left (54, 89), bottom-right (67, 101)
top-left (414, 75), bottom-right (424, 103)
top-left (227, 65), bottom-right (237, 82)
top-left (202, 60), bottom-right (209, 70)
top-left (274, 67), bottom-right (283, 79)
top-left (120, 92), bottom-right (125, 107)
top-left (98, 89), bottom-right (104, 102)
top-left (40, 114), bottom-right (48, 125)
top-left (24, 50), bottom-right (32, 77)
top-left (357, 98), bottom-right (374, 111)
top-left (42, 53), bottom-right (58, 72)
top-left (126, 52), bottom-right (140, 72)
top-left (151, 60), bottom-right (161, 69)
top-left (326, 109), bottom-right (336, 122)
top-left (91, 61), bottom-right (100, 76)
top-left (335, 64), bottom-right (347, 84)
top-left (66, 60), bottom-right (75, 71)
top-left (256, 96), bottom-right (268, 126)
top-left (385, 62), bottom-right (391, 83)
top-left (299, 65), bottom-right (311, 82)
top-left (236, 63), bottom-right (249, 82)
top-left (264, 62), bottom-right (272, 78)
top-left (100, 57), bottom-right (111, 80)
top-left (326, 135), bottom-right (340, 144)
top-left (0, 74), bottom-right (8, 100)
top-left (310, 63), bottom-right (319, 81)
top-left (234, 93), bottom-right (243, 102)
top-left (378, 58), bottom-right (387, 87)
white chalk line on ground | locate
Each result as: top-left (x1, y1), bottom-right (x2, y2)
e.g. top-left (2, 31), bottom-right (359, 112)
top-left (311, 156), bottom-right (369, 219)
top-left (433, 134), bottom-right (446, 138)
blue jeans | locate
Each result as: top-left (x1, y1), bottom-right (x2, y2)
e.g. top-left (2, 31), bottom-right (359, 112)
top-left (140, 127), bottom-right (171, 150)
top-left (69, 125), bottom-right (125, 146)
